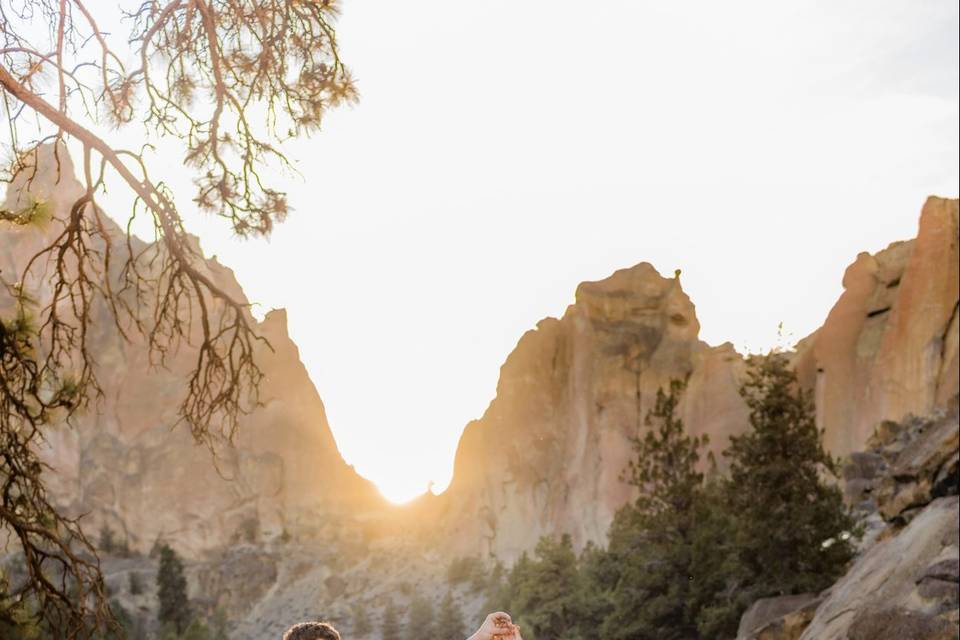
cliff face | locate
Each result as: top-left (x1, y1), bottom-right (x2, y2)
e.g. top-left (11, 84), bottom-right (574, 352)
top-left (439, 197), bottom-right (959, 561)
top-left (436, 263), bottom-right (748, 560)
top-left (0, 147), bottom-right (381, 557)
top-left (796, 196), bottom-right (960, 455)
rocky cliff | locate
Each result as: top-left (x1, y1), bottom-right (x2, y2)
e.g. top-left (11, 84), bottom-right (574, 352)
top-left (736, 406), bottom-right (959, 640)
top-left (0, 146), bottom-right (382, 558)
top-left (796, 196), bottom-right (959, 455)
top-left (432, 263), bottom-right (749, 560)
top-left (437, 197), bottom-right (959, 561)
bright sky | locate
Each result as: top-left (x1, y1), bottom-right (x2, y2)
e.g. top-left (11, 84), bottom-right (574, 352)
top-left (33, 1), bottom-right (960, 502)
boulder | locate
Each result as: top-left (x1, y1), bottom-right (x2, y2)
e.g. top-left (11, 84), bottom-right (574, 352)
top-left (798, 496), bottom-right (960, 640)
top-left (737, 593), bottom-right (823, 640)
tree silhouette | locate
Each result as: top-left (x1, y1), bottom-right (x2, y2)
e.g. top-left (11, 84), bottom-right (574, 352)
top-left (405, 595), bottom-right (434, 640)
top-left (435, 592), bottom-right (466, 640)
top-left (156, 544), bottom-right (191, 636)
top-left (0, 1), bottom-right (354, 635)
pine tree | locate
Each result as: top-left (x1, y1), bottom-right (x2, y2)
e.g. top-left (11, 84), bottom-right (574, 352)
top-left (98, 525), bottom-right (116, 554)
top-left (701, 352), bottom-right (856, 636)
top-left (435, 592), bottom-right (466, 640)
top-left (405, 595), bottom-right (434, 640)
top-left (128, 571), bottom-right (143, 595)
top-left (381, 601), bottom-right (402, 640)
top-left (508, 535), bottom-right (585, 640)
top-left (156, 544), bottom-right (191, 634)
top-left (601, 378), bottom-right (708, 640)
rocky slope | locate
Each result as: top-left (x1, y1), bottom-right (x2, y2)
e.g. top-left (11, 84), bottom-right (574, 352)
top-left (436, 196), bottom-right (959, 561)
top-left (0, 146), bottom-right (383, 558)
top-left (736, 406), bottom-right (959, 640)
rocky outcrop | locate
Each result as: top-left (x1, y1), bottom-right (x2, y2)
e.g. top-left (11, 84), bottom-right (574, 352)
top-left (796, 196), bottom-right (960, 455)
top-left (0, 146), bottom-right (382, 557)
top-left (741, 409), bottom-right (960, 640)
top-left (798, 495), bottom-right (959, 640)
top-left (737, 593), bottom-right (823, 640)
top-left (435, 196), bottom-right (959, 561)
top-left (433, 263), bottom-right (748, 560)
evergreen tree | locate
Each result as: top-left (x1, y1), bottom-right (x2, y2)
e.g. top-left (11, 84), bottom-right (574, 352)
top-left (602, 378), bottom-right (707, 640)
top-left (381, 601), bottom-right (402, 640)
top-left (156, 544), bottom-right (191, 635)
top-left (98, 525), bottom-right (116, 554)
top-left (128, 571), bottom-right (143, 595)
top-left (435, 592), bottom-right (466, 640)
top-left (507, 535), bottom-right (585, 640)
top-left (405, 596), bottom-right (435, 640)
top-left (702, 352), bottom-right (856, 636)
top-left (482, 562), bottom-right (510, 614)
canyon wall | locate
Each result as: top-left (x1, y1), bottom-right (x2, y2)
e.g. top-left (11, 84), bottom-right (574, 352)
top-left (0, 146), bottom-right (382, 557)
top-left (432, 263), bottom-right (749, 560)
top-left (796, 196), bottom-right (960, 455)
top-left (438, 196), bottom-right (959, 561)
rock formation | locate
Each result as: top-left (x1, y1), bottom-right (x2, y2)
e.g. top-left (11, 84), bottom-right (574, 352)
top-left (437, 197), bottom-right (959, 561)
top-left (433, 263), bottom-right (749, 560)
top-left (0, 146), bottom-right (382, 557)
top-left (736, 407), bottom-right (960, 640)
top-left (795, 196), bottom-right (959, 455)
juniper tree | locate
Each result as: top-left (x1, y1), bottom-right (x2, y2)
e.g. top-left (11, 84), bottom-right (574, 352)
top-left (701, 352), bottom-right (856, 636)
top-left (603, 378), bottom-right (708, 640)
top-left (405, 596), bottom-right (434, 640)
top-left (507, 535), bottom-right (585, 640)
top-left (156, 544), bottom-right (191, 635)
top-left (435, 592), bottom-right (466, 640)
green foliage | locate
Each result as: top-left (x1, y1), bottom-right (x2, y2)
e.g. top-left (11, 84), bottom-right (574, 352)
top-left (435, 592), bottom-right (466, 640)
top-left (446, 555), bottom-right (487, 590)
top-left (497, 357), bottom-right (856, 640)
top-left (156, 544), bottom-right (191, 635)
top-left (405, 595), bottom-right (434, 640)
top-left (98, 525), bottom-right (116, 554)
top-left (381, 600), bottom-right (401, 640)
top-left (601, 378), bottom-right (706, 640)
top-left (482, 561), bottom-right (510, 613)
top-left (697, 352), bottom-right (857, 637)
top-left (182, 618), bottom-right (214, 640)
top-left (505, 535), bottom-right (590, 640)
top-left (128, 571), bottom-right (143, 595)
top-left (0, 197), bottom-right (52, 227)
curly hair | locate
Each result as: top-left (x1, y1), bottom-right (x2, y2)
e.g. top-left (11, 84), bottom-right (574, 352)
top-left (282, 621), bottom-right (341, 640)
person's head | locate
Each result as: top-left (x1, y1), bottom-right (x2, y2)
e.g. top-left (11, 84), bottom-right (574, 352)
top-left (282, 622), bottom-right (341, 640)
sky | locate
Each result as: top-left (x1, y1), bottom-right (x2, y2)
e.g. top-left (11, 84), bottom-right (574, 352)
top-left (19, 1), bottom-right (960, 503)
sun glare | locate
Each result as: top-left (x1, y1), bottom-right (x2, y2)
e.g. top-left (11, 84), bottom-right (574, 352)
top-left (371, 473), bottom-right (443, 505)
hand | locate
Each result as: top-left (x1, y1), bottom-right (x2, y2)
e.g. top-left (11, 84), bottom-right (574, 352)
top-left (468, 612), bottom-right (521, 640)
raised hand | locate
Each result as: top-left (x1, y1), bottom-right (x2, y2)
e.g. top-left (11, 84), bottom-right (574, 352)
top-left (468, 612), bottom-right (522, 640)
